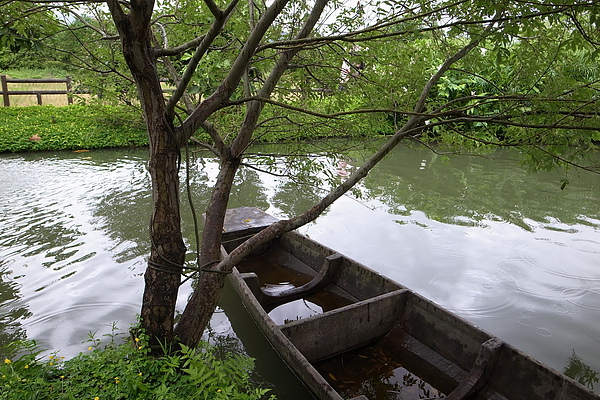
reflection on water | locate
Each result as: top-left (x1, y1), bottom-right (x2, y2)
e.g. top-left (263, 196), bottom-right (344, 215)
top-left (566, 351), bottom-right (600, 390)
top-left (0, 143), bottom-right (599, 396)
top-left (0, 150), bottom-right (149, 359)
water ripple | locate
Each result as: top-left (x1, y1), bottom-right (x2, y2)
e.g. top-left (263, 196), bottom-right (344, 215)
top-left (564, 289), bottom-right (600, 311)
top-left (427, 268), bottom-right (520, 316)
top-left (570, 239), bottom-right (600, 255)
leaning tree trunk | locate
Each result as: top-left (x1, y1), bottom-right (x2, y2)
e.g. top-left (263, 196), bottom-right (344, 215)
top-left (108, 0), bottom-right (187, 351)
top-left (173, 0), bottom-right (330, 348)
top-left (174, 158), bottom-right (240, 347)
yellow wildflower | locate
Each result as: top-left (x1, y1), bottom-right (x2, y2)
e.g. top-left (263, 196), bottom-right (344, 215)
top-left (134, 337), bottom-right (140, 342)
top-left (94, 397), bottom-right (100, 400)
top-left (3, 359), bottom-right (11, 364)
top-left (24, 365), bottom-right (29, 369)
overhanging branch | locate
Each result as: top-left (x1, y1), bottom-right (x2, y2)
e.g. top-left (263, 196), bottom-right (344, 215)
top-left (215, 21), bottom-right (493, 272)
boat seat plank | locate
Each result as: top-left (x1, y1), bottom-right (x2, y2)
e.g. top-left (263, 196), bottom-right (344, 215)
top-left (379, 325), bottom-right (468, 393)
top-left (280, 289), bottom-right (409, 363)
top-left (400, 293), bottom-right (492, 369)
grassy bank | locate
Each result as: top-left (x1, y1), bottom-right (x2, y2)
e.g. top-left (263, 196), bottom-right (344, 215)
top-left (1, 330), bottom-right (273, 400)
top-left (0, 105), bottom-right (148, 153)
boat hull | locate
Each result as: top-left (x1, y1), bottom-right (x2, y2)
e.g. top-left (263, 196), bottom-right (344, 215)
top-left (221, 207), bottom-right (599, 400)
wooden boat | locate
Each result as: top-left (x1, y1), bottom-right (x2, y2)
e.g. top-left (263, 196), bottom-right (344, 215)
top-left (221, 207), bottom-right (599, 400)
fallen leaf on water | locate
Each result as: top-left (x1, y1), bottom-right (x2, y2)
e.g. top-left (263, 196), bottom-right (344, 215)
top-left (74, 149), bottom-right (90, 153)
top-left (328, 373), bottom-right (337, 381)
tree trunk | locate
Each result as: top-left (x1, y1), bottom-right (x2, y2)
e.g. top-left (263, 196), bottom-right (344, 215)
top-left (134, 62), bottom-right (186, 352)
top-left (174, 158), bottom-right (240, 346)
top-left (141, 117), bottom-right (186, 351)
top-left (174, 0), bottom-right (331, 347)
top-left (108, 0), bottom-right (187, 351)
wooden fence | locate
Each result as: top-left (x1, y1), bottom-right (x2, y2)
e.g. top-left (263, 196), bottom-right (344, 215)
top-left (1, 75), bottom-right (73, 106)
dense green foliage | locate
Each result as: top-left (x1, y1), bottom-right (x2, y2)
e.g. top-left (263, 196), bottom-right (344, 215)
top-left (2, 1), bottom-right (598, 170)
top-left (0, 100), bottom-right (388, 153)
top-left (0, 105), bottom-right (148, 153)
top-left (0, 330), bottom-right (273, 400)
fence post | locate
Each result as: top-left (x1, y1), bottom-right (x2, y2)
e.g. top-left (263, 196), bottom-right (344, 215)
top-left (66, 75), bottom-right (73, 104)
top-left (1, 75), bottom-right (9, 107)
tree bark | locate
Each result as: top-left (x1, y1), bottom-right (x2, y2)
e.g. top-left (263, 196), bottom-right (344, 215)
top-left (142, 115), bottom-right (186, 351)
top-left (108, 0), bottom-right (186, 352)
top-left (174, 158), bottom-right (240, 346)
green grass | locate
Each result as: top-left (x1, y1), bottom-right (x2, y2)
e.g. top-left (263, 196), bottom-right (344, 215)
top-left (0, 105), bottom-right (148, 153)
top-left (0, 68), bottom-right (71, 80)
top-left (1, 327), bottom-right (274, 400)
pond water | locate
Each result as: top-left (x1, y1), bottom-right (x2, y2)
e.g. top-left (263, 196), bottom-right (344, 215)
top-left (0, 142), bottom-right (599, 398)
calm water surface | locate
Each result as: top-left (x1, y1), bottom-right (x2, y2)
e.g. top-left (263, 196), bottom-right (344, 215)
top-left (0, 143), bottom-right (599, 397)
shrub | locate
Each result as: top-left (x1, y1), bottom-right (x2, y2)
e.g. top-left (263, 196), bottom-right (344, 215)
top-left (0, 328), bottom-right (273, 400)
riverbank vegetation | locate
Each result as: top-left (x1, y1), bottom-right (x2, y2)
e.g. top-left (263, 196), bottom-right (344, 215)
top-left (0, 105), bottom-right (147, 153)
top-left (1, 328), bottom-right (273, 400)
top-left (0, 99), bottom-right (387, 153)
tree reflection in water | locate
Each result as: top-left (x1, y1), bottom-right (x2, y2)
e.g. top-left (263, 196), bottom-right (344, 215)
top-left (565, 351), bottom-right (599, 390)
top-left (316, 343), bottom-right (445, 400)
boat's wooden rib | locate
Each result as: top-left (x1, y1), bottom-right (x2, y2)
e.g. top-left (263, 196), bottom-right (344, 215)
top-left (243, 253), bottom-right (343, 307)
top-left (445, 338), bottom-right (502, 400)
top-left (220, 207), bottom-right (599, 400)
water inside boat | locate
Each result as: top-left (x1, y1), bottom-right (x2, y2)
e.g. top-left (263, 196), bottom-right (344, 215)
top-left (235, 252), bottom-right (354, 324)
top-left (315, 340), bottom-right (447, 400)
top-left (267, 292), bottom-right (355, 325)
top-left (235, 249), bottom-right (447, 399)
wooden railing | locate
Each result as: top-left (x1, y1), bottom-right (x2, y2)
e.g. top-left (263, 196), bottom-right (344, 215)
top-left (1, 75), bottom-right (73, 106)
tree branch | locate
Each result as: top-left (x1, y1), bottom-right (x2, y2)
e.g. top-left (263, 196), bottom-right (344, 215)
top-left (231, 0), bottom-right (331, 157)
top-left (255, 6), bottom-right (568, 53)
top-left (204, 0), bottom-right (222, 18)
top-left (178, 0), bottom-right (292, 141)
top-left (57, 6), bottom-right (116, 39)
top-left (199, 120), bottom-right (229, 160)
top-left (215, 22), bottom-right (491, 272)
top-left (154, 35), bottom-right (208, 57)
top-left (165, 0), bottom-right (241, 117)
